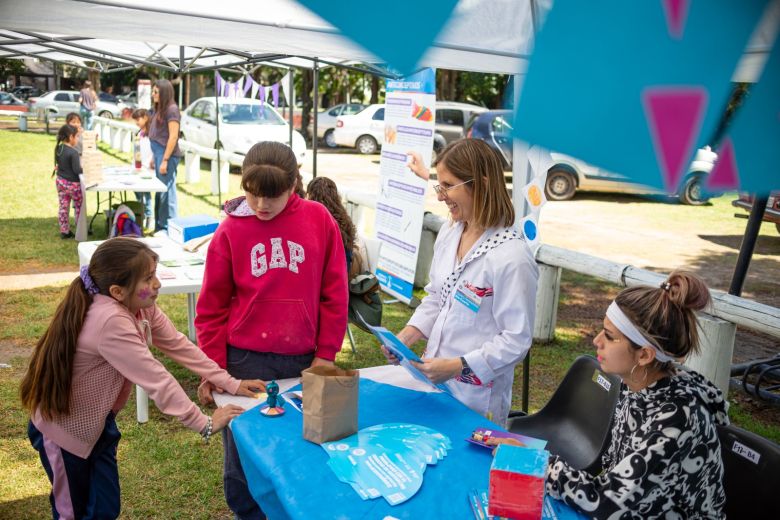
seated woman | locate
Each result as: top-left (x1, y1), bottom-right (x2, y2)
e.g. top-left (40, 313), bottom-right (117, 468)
top-left (492, 270), bottom-right (729, 518)
top-left (306, 176), bottom-right (357, 274)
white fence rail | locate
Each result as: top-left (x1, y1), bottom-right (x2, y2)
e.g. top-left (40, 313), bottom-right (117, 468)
top-left (342, 191), bottom-right (780, 395)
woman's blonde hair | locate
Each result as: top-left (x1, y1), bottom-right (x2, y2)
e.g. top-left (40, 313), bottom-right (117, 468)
top-left (433, 138), bottom-right (514, 228)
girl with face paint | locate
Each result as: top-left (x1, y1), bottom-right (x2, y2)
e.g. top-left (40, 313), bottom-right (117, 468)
top-left (21, 237), bottom-right (266, 519)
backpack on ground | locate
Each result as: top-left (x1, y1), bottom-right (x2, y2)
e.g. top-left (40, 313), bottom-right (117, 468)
top-left (109, 203), bottom-right (143, 238)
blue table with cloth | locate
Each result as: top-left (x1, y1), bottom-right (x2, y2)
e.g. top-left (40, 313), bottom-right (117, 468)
top-left (221, 365), bottom-right (500, 519)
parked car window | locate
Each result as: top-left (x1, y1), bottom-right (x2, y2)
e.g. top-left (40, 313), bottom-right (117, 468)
top-left (437, 109), bottom-right (464, 127)
top-left (54, 93), bottom-right (70, 102)
top-left (344, 104), bottom-right (364, 115)
top-left (190, 101), bottom-right (206, 119)
top-left (328, 107), bottom-right (341, 117)
top-left (221, 103), bottom-right (285, 125)
top-left (202, 103), bottom-right (216, 124)
top-left (372, 108), bottom-right (385, 121)
top-left (491, 115), bottom-right (513, 135)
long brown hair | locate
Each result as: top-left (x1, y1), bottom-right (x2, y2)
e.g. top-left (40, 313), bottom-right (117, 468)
top-left (153, 79), bottom-right (176, 125)
top-left (615, 270), bottom-right (711, 366)
top-left (20, 238), bottom-right (159, 420)
top-left (240, 141), bottom-right (298, 198)
top-left (307, 176), bottom-right (356, 253)
top-left (434, 138), bottom-right (514, 228)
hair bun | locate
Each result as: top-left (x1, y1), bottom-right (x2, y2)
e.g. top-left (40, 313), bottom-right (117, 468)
top-left (664, 270), bottom-right (711, 312)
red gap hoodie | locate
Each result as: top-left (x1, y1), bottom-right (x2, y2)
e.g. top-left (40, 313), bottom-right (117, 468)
top-left (195, 194), bottom-right (348, 368)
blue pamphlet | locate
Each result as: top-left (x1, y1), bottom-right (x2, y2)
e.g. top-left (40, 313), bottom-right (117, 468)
top-left (368, 325), bottom-right (451, 393)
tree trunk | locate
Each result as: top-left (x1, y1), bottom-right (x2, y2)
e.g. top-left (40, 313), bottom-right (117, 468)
top-left (370, 76), bottom-right (380, 104)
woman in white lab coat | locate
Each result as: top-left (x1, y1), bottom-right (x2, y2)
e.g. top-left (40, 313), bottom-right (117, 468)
top-left (383, 139), bottom-right (538, 426)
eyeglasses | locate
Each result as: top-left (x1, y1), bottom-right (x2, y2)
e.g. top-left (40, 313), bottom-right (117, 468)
top-left (433, 179), bottom-right (473, 196)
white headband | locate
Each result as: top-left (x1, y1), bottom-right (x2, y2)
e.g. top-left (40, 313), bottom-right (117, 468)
top-left (606, 301), bottom-right (675, 363)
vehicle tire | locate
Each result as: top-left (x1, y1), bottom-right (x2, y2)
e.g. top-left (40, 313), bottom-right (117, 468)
top-left (544, 170), bottom-right (577, 201)
top-left (679, 175), bottom-right (709, 206)
top-left (99, 111), bottom-right (113, 119)
top-left (324, 129), bottom-right (337, 148)
top-left (356, 135), bottom-right (378, 155)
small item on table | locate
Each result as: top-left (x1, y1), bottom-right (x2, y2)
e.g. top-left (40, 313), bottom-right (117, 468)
top-left (467, 428), bottom-right (547, 450)
top-left (260, 380), bottom-right (285, 418)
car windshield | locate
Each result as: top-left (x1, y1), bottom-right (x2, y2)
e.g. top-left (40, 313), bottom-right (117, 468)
top-left (221, 104), bottom-right (285, 125)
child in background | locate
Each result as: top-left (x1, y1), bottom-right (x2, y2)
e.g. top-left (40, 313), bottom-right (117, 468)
top-left (306, 176), bottom-right (357, 274)
top-left (20, 238), bottom-right (266, 519)
top-left (65, 112), bottom-right (83, 155)
top-left (195, 141), bottom-right (348, 519)
top-left (132, 108), bottom-right (154, 229)
top-left (53, 124), bottom-right (83, 239)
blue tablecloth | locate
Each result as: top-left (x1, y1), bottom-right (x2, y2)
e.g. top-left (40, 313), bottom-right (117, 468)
top-left (231, 378), bottom-right (502, 519)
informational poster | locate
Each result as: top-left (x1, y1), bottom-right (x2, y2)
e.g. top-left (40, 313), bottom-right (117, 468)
top-left (375, 68), bottom-right (436, 303)
top-left (137, 79), bottom-right (152, 109)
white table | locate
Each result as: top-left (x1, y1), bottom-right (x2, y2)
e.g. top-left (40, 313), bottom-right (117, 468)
top-left (78, 234), bottom-right (208, 423)
top-left (80, 166), bottom-right (167, 235)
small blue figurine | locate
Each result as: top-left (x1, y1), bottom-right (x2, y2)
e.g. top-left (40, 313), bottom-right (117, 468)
top-left (260, 380), bottom-right (285, 417)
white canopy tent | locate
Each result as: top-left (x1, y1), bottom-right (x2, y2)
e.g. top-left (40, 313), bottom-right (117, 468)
top-left (1, 0), bottom-right (543, 75)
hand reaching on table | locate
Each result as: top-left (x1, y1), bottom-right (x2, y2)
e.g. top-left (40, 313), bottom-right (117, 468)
top-left (411, 357), bottom-right (462, 384)
top-left (236, 379), bottom-right (267, 398)
top-left (198, 380), bottom-right (224, 405)
top-left (211, 404), bottom-right (245, 433)
top-left (310, 357), bottom-right (335, 369)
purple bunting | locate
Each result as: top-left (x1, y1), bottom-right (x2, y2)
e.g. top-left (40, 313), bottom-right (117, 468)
top-left (215, 72), bottom-right (223, 97)
top-left (244, 77), bottom-right (253, 96)
top-left (272, 83), bottom-right (280, 107)
top-left (259, 85), bottom-right (266, 104)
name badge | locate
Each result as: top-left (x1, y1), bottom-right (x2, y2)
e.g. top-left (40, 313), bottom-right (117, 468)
top-left (454, 281), bottom-right (491, 313)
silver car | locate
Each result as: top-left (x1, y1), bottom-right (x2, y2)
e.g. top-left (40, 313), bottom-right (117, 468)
top-left (309, 103), bottom-right (367, 147)
top-left (28, 90), bottom-right (125, 119)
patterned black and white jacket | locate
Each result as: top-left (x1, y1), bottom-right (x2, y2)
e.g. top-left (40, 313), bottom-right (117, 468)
top-left (546, 368), bottom-right (729, 519)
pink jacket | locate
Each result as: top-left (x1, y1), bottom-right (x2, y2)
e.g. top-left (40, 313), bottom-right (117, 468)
top-left (32, 294), bottom-right (239, 459)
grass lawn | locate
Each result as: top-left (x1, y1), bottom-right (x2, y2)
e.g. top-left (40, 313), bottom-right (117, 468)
top-left (1, 128), bottom-right (778, 518)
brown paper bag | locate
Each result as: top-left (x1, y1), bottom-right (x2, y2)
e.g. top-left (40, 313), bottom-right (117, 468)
top-left (301, 365), bottom-right (359, 444)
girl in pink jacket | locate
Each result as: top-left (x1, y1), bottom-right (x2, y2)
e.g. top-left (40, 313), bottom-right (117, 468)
top-left (20, 237), bottom-right (265, 519)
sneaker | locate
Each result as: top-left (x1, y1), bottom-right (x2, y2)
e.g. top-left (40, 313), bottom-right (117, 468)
top-left (60, 231), bottom-right (74, 239)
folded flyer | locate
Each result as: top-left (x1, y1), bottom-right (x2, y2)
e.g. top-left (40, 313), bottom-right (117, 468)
top-left (467, 428), bottom-right (547, 450)
top-left (367, 325), bottom-right (450, 393)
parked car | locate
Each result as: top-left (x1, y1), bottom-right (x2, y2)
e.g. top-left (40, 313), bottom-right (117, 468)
top-left (466, 109), bottom-right (716, 205)
top-left (10, 85), bottom-right (44, 100)
top-left (333, 101), bottom-right (487, 155)
top-left (180, 97), bottom-right (307, 165)
top-left (99, 91), bottom-right (121, 104)
top-left (433, 101), bottom-right (487, 153)
top-left (732, 193), bottom-right (780, 234)
top-left (309, 103), bottom-right (366, 147)
top-left (117, 91), bottom-right (138, 107)
top-left (28, 90), bottom-right (125, 119)
top-left (333, 103), bottom-right (385, 154)
top-left (0, 92), bottom-right (28, 111)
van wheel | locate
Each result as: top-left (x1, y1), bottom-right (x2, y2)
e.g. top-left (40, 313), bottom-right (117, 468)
top-left (356, 135), bottom-right (378, 154)
top-left (545, 170), bottom-right (576, 200)
top-left (99, 111), bottom-right (113, 119)
top-left (679, 175), bottom-right (709, 205)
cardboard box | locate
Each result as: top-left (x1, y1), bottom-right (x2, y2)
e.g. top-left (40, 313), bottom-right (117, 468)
top-left (488, 445), bottom-right (549, 520)
top-left (168, 215), bottom-right (219, 244)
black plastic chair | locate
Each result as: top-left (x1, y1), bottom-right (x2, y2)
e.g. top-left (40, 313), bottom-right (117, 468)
top-left (507, 355), bottom-right (621, 472)
top-left (717, 424), bottom-right (780, 518)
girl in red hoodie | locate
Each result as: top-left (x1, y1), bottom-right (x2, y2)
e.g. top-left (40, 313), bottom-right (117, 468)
top-left (195, 141), bottom-right (348, 519)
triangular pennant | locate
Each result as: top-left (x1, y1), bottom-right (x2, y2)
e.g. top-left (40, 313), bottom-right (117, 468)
top-left (251, 79), bottom-right (259, 100)
top-left (243, 76), bottom-right (253, 97)
top-left (706, 137), bottom-right (740, 191)
top-left (661, 0), bottom-right (690, 39)
top-left (642, 87), bottom-right (707, 191)
top-left (272, 83), bottom-right (280, 107)
top-left (259, 85), bottom-right (266, 104)
top-left (215, 72), bottom-right (223, 97)
top-left (298, 0), bottom-right (459, 74)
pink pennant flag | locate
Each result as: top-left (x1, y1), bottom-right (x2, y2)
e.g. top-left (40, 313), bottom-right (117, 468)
top-left (661, 0), bottom-right (690, 39)
top-left (706, 137), bottom-right (740, 191)
top-left (642, 86), bottom-right (707, 192)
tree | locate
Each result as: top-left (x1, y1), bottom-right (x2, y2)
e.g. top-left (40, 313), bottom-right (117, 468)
top-left (0, 58), bottom-right (26, 86)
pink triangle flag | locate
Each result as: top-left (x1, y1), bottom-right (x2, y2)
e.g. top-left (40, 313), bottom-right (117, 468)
top-left (661, 0), bottom-right (690, 39)
top-left (707, 137), bottom-right (740, 191)
top-left (642, 86), bottom-right (708, 192)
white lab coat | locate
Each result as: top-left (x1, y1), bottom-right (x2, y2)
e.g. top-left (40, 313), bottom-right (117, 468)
top-left (407, 221), bottom-right (538, 426)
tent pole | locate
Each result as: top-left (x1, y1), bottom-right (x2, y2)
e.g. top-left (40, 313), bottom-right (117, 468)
top-left (178, 46), bottom-right (184, 108)
top-left (289, 67), bottom-right (294, 148)
top-left (313, 58), bottom-right (319, 178)
top-left (729, 194), bottom-right (769, 296)
top-left (215, 64), bottom-right (222, 210)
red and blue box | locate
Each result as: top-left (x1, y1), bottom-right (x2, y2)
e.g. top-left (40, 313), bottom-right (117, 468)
top-left (488, 444), bottom-right (550, 519)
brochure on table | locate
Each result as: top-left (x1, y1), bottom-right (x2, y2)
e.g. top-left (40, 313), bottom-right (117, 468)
top-left (322, 423), bottom-right (452, 506)
top-left (368, 325), bottom-right (450, 393)
top-left (374, 68), bottom-right (436, 304)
